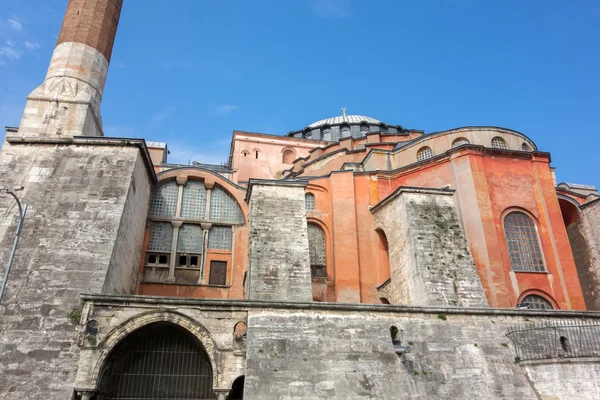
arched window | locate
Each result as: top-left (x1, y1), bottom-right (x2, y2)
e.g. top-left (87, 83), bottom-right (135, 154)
top-left (303, 131), bottom-right (312, 139)
top-left (146, 179), bottom-right (244, 283)
top-left (282, 149), bottom-right (296, 164)
top-left (255, 150), bottom-right (259, 159)
top-left (503, 211), bottom-right (545, 272)
top-left (417, 146), bottom-right (433, 161)
top-left (452, 137), bottom-right (470, 148)
top-left (521, 143), bottom-right (532, 151)
top-left (305, 193), bottom-right (315, 210)
top-left (360, 125), bottom-right (369, 136)
top-left (308, 223), bottom-right (326, 278)
top-left (491, 136), bottom-right (508, 149)
top-left (241, 150), bottom-right (249, 157)
top-left (322, 127), bottom-right (332, 141)
top-left (520, 294), bottom-right (553, 310)
top-left (98, 323), bottom-right (213, 399)
top-left (341, 125), bottom-right (351, 138)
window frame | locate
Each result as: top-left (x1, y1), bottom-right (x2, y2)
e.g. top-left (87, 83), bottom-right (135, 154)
top-left (519, 294), bottom-right (554, 310)
top-left (416, 146), bottom-right (434, 162)
top-left (305, 193), bottom-right (315, 211)
top-left (491, 136), bottom-right (508, 150)
top-left (502, 210), bottom-right (547, 273)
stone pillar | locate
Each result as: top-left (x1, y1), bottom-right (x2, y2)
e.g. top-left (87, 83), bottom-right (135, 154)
top-left (246, 180), bottom-right (312, 302)
top-left (371, 187), bottom-right (488, 307)
top-left (13, 0), bottom-right (123, 138)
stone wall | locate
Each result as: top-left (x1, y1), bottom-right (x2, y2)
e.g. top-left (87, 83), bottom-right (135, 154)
top-left (570, 200), bottom-right (600, 310)
top-left (372, 187), bottom-right (488, 307)
top-left (73, 295), bottom-right (600, 400)
top-left (246, 181), bottom-right (312, 302)
top-left (0, 139), bottom-right (152, 399)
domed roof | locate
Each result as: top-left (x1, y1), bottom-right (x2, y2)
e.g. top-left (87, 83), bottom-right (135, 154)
top-left (307, 114), bottom-right (382, 129)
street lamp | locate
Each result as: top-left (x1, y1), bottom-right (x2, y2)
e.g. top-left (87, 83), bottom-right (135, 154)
top-left (0, 186), bottom-right (27, 303)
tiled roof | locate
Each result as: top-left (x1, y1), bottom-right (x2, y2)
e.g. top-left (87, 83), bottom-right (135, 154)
top-left (558, 182), bottom-right (597, 191)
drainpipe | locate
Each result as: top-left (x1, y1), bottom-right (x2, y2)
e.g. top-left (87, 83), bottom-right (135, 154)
top-left (0, 186), bottom-right (27, 303)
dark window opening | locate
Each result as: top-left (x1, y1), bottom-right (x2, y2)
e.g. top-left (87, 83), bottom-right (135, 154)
top-left (255, 151), bottom-right (259, 159)
top-left (98, 323), bottom-right (213, 400)
top-left (146, 253), bottom-right (170, 266)
top-left (190, 255), bottom-right (199, 266)
top-left (177, 253), bottom-right (202, 268)
top-left (311, 265), bottom-right (326, 278)
top-left (209, 261), bottom-right (227, 285)
top-left (560, 336), bottom-right (570, 352)
top-left (179, 255), bottom-right (187, 265)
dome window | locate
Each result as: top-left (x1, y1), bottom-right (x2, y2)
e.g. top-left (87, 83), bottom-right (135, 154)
top-left (522, 143), bottom-right (532, 152)
top-left (452, 138), bottom-right (470, 148)
top-left (360, 125), bottom-right (369, 136)
top-left (341, 126), bottom-right (351, 138)
top-left (322, 128), bottom-right (332, 141)
top-left (491, 137), bottom-right (508, 150)
top-left (417, 146), bottom-right (434, 161)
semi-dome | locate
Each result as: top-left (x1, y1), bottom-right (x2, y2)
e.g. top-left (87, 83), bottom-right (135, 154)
top-left (287, 109), bottom-right (408, 142)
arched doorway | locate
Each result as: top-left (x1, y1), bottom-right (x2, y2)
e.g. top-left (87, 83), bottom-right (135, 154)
top-left (97, 322), bottom-right (213, 399)
top-left (228, 375), bottom-right (245, 400)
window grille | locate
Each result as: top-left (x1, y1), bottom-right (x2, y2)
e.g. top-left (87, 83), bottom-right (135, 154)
top-left (520, 294), bottom-right (553, 310)
top-left (308, 224), bottom-right (326, 272)
top-left (148, 222), bottom-right (173, 252)
top-left (148, 180), bottom-right (178, 217)
top-left (417, 146), bottom-right (433, 161)
top-left (504, 212), bottom-right (545, 272)
top-left (98, 323), bottom-right (213, 400)
top-left (305, 193), bottom-right (315, 210)
top-left (177, 224), bottom-right (204, 253)
top-left (208, 226), bottom-right (233, 250)
top-left (322, 129), bottom-right (331, 141)
top-left (341, 127), bottom-right (351, 138)
top-left (181, 180), bottom-right (207, 219)
top-left (452, 138), bottom-right (470, 148)
top-left (209, 187), bottom-right (244, 223)
top-left (491, 136), bottom-right (508, 149)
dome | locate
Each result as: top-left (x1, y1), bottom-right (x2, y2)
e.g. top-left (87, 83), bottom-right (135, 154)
top-left (308, 114), bottom-right (382, 129)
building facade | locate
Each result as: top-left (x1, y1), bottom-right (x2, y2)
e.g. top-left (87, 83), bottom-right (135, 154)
top-left (2, 1), bottom-right (600, 399)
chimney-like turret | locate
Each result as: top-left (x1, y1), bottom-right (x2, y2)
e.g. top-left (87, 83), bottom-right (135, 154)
top-left (14, 0), bottom-right (123, 138)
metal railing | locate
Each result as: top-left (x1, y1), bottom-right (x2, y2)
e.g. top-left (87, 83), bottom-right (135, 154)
top-left (506, 319), bottom-right (600, 361)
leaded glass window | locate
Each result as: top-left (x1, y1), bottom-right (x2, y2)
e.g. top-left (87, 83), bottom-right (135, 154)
top-left (417, 146), bottom-right (433, 161)
top-left (491, 136), bottom-right (508, 149)
top-left (308, 224), bottom-right (326, 277)
top-left (504, 212), bottom-right (545, 272)
top-left (452, 138), bottom-right (470, 148)
top-left (208, 226), bottom-right (233, 250)
top-left (148, 180), bottom-right (178, 217)
top-left (181, 180), bottom-right (207, 219)
top-left (521, 294), bottom-right (553, 309)
top-left (149, 222), bottom-right (173, 252)
top-left (305, 193), bottom-right (315, 210)
top-left (177, 224), bottom-right (204, 253)
top-left (209, 187), bottom-right (244, 223)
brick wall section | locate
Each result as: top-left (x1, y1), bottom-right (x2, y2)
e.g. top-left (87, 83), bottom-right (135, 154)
top-left (372, 187), bottom-right (488, 307)
top-left (569, 200), bottom-right (600, 310)
top-left (56, 0), bottom-right (123, 63)
top-left (247, 182), bottom-right (313, 302)
top-left (0, 140), bottom-right (151, 399)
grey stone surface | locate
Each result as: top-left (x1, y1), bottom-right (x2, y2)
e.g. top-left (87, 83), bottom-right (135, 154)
top-left (247, 182), bottom-right (312, 302)
top-left (570, 200), bottom-right (600, 310)
top-left (0, 140), bottom-right (152, 399)
top-left (372, 187), bottom-right (488, 307)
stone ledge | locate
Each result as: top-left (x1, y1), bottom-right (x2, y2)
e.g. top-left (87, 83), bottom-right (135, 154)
top-left (245, 178), bottom-right (308, 202)
top-left (80, 293), bottom-right (600, 319)
top-left (370, 185), bottom-right (456, 214)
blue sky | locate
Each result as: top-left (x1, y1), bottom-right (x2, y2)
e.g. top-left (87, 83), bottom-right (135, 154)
top-left (1, 0), bottom-right (599, 187)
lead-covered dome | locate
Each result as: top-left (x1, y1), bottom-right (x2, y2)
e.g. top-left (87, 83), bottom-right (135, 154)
top-left (287, 110), bottom-right (407, 142)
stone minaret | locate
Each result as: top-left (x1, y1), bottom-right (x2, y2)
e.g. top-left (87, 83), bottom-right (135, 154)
top-left (14, 0), bottom-right (123, 138)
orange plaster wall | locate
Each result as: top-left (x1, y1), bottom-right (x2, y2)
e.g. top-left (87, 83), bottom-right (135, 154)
top-left (231, 131), bottom-right (327, 183)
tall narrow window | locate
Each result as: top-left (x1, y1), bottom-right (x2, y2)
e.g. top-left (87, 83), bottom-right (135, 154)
top-left (520, 294), bottom-right (553, 309)
top-left (503, 212), bottom-right (545, 272)
top-left (308, 224), bottom-right (326, 278)
top-left (305, 193), bottom-right (315, 210)
top-left (491, 136), bottom-right (508, 149)
top-left (417, 146), bottom-right (433, 161)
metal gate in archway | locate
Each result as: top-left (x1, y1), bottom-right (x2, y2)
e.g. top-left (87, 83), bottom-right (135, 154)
top-left (98, 322), bottom-right (214, 400)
